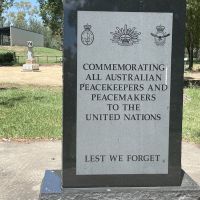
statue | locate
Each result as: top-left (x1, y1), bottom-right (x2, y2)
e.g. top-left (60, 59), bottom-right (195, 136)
top-left (22, 41), bottom-right (39, 71)
top-left (27, 41), bottom-right (34, 60)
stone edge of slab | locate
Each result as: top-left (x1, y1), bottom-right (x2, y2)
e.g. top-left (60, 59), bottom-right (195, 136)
top-left (39, 170), bottom-right (200, 200)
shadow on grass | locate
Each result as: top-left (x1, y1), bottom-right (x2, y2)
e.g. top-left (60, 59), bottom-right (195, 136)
top-left (184, 80), bottom-right (200, 88)
top-left (0, 95), bottom-right (46, 108)
top-left (0, 87), bottom-right (18, 91)
top-left (33, 96), bottom-right (45, 101)
top-left (0, 96), bottom-right (26, 108)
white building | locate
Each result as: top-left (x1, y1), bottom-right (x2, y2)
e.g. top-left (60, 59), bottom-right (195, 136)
top-left (0, 26), bottom-right (44, 47)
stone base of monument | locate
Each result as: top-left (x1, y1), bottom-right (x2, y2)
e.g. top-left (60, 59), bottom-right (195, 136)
top-left (39, 170), bottom-right (200, 200)
top-left (22, 59), bottom-right (39, 71)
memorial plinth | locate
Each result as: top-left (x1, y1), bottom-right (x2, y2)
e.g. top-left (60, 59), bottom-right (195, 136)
top-left (23, 59), bottom-right (39, 71)
top-left (39, 170), bottom-right (200, 200)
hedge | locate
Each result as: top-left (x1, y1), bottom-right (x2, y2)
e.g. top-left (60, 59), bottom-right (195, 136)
top-left (0, 52), bottom-right (16, 65)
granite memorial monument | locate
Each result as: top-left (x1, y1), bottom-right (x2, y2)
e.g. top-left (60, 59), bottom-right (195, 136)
top-left (40, 0), bottom-right (200, 199)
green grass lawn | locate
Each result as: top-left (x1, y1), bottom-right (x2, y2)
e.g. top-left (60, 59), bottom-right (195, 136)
top-left (183, 87), bottom-right (200, 143)
top-left (0, 86), bottom-right (62, 139)
top-left (0, 85), bottom-right (199, 142)
top-left (0, 46), bottom-right (62, 64)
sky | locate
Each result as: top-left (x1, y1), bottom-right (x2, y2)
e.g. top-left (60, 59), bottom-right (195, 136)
top-left (3, 0), bottom-right (41, 24)
top-left (7, 0), bottom-right (40, 12)
top-left (15, 0), bottom-right (39, 6)
top-left (29, 0), bottom-right (38, 5)
top-left (4, 0), bottom-right (40, 10)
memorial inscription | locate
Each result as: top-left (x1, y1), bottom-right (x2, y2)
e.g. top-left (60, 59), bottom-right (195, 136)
top-left (77, 11), bottom-right (172, 175)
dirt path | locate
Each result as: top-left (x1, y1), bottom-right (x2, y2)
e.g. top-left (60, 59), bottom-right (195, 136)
top-left (185, 71), bottom-right (200, 81)
top-left (0, 66), bottom-right (200, 88)
top-left (0, 65), bottom-right (62, 87)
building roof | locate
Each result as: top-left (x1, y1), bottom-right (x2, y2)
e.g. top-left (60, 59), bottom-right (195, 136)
top-left (0, 27), bottom-right (10, 35)
top-left (0, 26), bottom-right (43, 36)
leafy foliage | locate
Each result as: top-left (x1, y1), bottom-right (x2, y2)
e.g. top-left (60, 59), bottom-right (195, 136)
top-left (6, 1), bottom-right (39, 30)
top-left (0, 0), bottom-right (13, 16)
top-left (38, 0), bottom-right (63, 37)
top-left (186, 0), bottom-right (200, 70)
top-left (0, 52), bottom-right (16, 65)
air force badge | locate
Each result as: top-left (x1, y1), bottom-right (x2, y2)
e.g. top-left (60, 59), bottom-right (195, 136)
top-left (151, 25), bottom-right (170, 46)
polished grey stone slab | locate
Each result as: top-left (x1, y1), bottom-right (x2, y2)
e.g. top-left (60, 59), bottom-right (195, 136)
top-left (63, 0), bottom-right (186, 187)
top-left (39, 170), bottom-right (200, 200)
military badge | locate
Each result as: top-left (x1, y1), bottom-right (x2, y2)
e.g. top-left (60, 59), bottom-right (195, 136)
top-left (110, 24), bottom-right (141, 46)
top-left (151, 25), bottom-right (170, 46)
top-left (81, 24), bottom-right (94, 46)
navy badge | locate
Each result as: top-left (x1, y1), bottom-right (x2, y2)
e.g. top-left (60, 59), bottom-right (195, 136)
top-left (110, 24), bottom-right (141, 46)
top-left (151, 25), bottom-right (170, 46)
top-left (81, 24), bottom-right (94, 46)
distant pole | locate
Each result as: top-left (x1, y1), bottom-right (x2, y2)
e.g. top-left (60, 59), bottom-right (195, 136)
top-left (0, 17), bottom-right (3, 28)
top-left (10, 25), bottom-right (13, 46)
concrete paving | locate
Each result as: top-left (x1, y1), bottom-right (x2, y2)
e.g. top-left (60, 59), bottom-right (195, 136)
top-left (0, 141), bottom-right (199, 200)
top-left (0, 141), bottom-right (61, 200)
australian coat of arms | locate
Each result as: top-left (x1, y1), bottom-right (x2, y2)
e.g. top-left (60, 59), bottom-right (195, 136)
top-left (110, 24), bottom-right (141, 46)
top-left (151, 25), bottom-right (170, 46)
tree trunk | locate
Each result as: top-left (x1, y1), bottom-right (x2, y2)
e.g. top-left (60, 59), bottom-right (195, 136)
top-left (188, 44), bottom-right (194, 71)
top-left (194, 48), bottom-right (199, 58)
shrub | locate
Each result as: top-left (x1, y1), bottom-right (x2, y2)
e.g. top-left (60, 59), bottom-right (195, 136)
top-left (0, 52), bottom-right (16, 65)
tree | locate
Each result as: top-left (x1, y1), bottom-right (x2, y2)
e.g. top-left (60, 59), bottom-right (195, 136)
top-left (38, 0), bottom-right (63, 37)
top-left (38, 0), bottom-right (63, 49)
top-left (186, 0), bottom-right (200, 70)
top-left (6, 1), bottom-right (39, 30)
top-left (0, 0), bottom-right (13, 16)
top-left (0, 0), bottom-right (13, 27)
